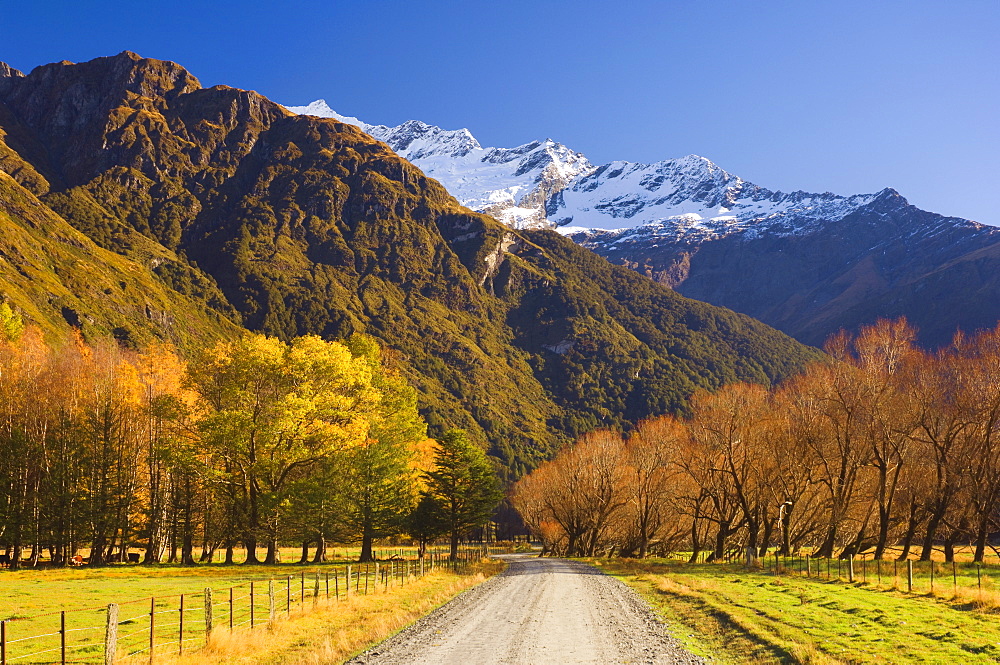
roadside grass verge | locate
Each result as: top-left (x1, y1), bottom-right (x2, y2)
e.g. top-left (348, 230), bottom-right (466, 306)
top-left (592, 558), bottom-right (1000, 664)
top-left (119, 559), bottom-right (504, 664)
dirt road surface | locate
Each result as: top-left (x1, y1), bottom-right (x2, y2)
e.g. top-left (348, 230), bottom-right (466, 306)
top-left (348, 554), bottom-right (705, 665)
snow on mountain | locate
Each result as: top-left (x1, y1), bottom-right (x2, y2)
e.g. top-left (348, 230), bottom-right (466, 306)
top-left (286, 101), bottom-right (925, 245)
top-left (555, 155), bottom-right (892, 249)
top-left (285, 100), bottom-right (594, 228)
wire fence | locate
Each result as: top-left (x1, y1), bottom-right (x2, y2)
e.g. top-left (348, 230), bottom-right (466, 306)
top-left (0, 544), bottom-right (508, 664)
top-left (764, 551), bottom-right (1000, 596)
top-left (662, 547), bottom-right (1000, 603)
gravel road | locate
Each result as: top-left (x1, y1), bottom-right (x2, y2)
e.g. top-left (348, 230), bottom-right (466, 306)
top-left (348, 554), bottom-right (705, 665)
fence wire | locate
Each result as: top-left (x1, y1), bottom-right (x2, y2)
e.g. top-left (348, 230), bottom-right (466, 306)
top-left (0, 545), bottom-right (498, 664)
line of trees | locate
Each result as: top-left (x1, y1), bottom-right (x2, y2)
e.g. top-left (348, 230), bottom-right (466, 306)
top-left (514, 319), bottom-right (1000, 564)
top-left (0, 318), bottom-right (501, 568)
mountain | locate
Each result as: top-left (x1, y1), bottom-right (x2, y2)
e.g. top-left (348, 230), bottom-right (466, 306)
top-left (0, 54), bottom-right (821, 476)
top-left (569, 187), bottom-right (1000, 348)
top-left (285, 100), bottom-right (594, 229)
top-left (290, 103), bottom-right (1000, 348)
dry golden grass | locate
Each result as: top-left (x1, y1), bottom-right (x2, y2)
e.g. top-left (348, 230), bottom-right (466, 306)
top-left (117, 560), bottom-right (502, 665)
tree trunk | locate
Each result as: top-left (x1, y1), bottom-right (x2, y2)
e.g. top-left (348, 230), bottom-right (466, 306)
top-left (638, 516), bottom-right (649, 559)
top-left (181, 530), bottom-right (196, 566)
top-left (264, 538), bottom-right (280, 564)
top-left (299, 539), bottom-right (310, 564)
top-left (688, 508), bottom-right (702, 564)
top-left (359, 522), bottom-right (376, 563)
top-left (974, 513), bottom-right (990, 562)
top-left (246, 482), bottom-right (262, 564)
top-left (919, 506), bottom-right (945, 561)
top-left (873, 505), bottom-right (891, 560)
top-left (897, 501), bottom-right (919, 560)
top-left (816, 523), bottom-right (838, 559)
top-left (244, 537), bottom-right (260, 564)
top-left (710, 520), bottom-right (730, 562)
top-left (758, 517), bottom-right (774, 558)
top-left (313, 535), bottom-right (326, 563)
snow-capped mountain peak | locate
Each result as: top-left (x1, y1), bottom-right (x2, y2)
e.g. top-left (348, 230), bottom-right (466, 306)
top-left (286, 99), bottom-right (344, 121)
top-left (285, 100), bottom-right (594, 228)
top-left (284, 101), bottom-right (912, 243)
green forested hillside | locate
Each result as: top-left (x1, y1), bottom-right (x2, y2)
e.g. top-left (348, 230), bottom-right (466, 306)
top-left (0, 52), bottom-right (822, 477)
top-left (0, 170), bottom-right (238, 347)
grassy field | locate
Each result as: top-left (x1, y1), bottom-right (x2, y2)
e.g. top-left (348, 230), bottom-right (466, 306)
top-left (595, 557), bottom-right (1000, 664)
top-left (119, 560), bottom-right (504, 665)
top-left (0, 546), bottom-right (492, 664)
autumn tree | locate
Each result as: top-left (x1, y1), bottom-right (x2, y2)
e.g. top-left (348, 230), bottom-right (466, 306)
top-left (0, 302), bottom-right (24, 342)
top-left (622, 418), bottom-right (683, 557)
top-left (189, 334), bottom-right (380, 564)
top-left (335, 335), bottom-right (427, 563)
top-left (962, 328), bottom-right (1000, 561)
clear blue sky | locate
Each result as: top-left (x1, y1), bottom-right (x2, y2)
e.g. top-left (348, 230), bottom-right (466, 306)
top-left (3, 0), bottom-right (998, 224)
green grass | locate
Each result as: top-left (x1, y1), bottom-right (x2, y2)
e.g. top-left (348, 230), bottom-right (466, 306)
top-left (0, 545), bottom-right (464, 663)
top-left (594, 557), bottom-right (1000, 664)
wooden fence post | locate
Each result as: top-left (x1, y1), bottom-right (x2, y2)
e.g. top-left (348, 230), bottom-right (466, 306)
top-left (204, 589), bottom-right (213, 639)
top-left (314, 573), bottom-right (320, 605)
top-left (60, 610), bottom-right (66, 665)
top-left (286, 576), bottom-right (291, 615)
top-left (848, 555), bottom-right (854, 583)
top-left (930, 561), bottom-right (935, 593)
top-left (374, 562), bottom-right (379, 592)
top-left (346, 566), bottom-right (351, 598)
top-left (250, 582), bottom-right (255, 629)
top-left (268, 580), bottom-right (275, 623)
top-left (300, 572), bottom-right (305, 607)
top-left (149, 597), bottom-right (155, 663)
top-left (953, 561), bottom-right (957, 592)
top-left (104, 604), bottom-right (119, 665)
top-left (178, 595), bottom-right (184, 655)
top-left (2, 618), bottom-right (6, 665)
top-left (907, 560), bottom-right (913, 592)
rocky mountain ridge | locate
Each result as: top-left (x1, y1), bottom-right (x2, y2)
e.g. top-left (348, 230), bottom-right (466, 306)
top-left (286, 100), bottom-right (595, 229)
top-left (290, 103), bottom-right (1000, 347)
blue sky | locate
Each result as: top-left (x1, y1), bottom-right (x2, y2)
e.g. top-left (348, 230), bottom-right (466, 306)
top-left (4, 0), bottom-right (998, 224)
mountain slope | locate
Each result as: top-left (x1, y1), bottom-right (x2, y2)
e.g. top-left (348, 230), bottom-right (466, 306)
top-left (0, 169), bottom-right (239, 347)
top-left (293, 104), bottom-right (1000, 348)
top-left (571, 189), bottom-right (1000, 347)
top-left (0, 54), bottom-right (822, 475)
top-left (286, 100), bottom-right (594, 229)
